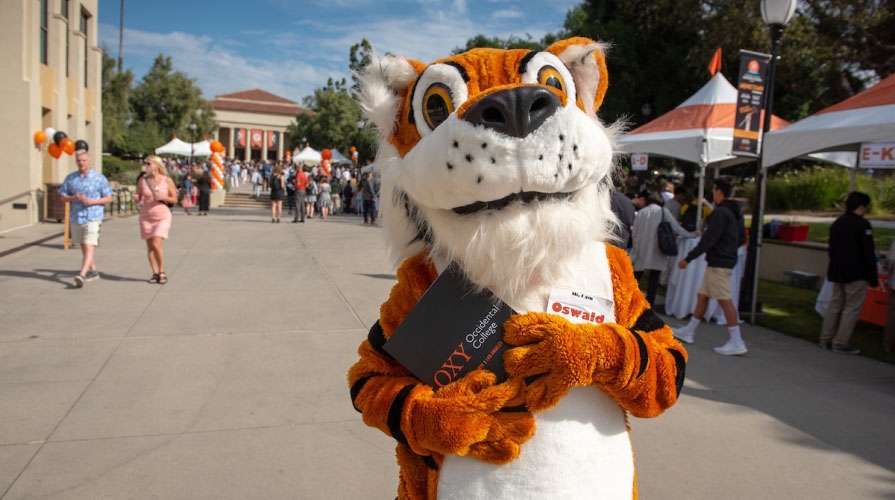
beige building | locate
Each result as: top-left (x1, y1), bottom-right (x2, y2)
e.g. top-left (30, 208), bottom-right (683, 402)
top-left (209, 89), bottom-right (305, 162)
top-left (0, 0), bottom-right (102, 232)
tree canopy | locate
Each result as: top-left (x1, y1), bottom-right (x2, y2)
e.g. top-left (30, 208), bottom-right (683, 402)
top-left (458, 0), bottom-right (892, 127)
top-left (101, 52), bottom-right (216, 158)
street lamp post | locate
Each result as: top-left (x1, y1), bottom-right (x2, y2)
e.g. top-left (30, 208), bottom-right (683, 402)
top-left (742, 0), bottom-right (797, 323)
top-left (188, 122), bottom-right (197, 167)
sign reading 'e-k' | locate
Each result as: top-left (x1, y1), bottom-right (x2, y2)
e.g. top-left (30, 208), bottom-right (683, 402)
top-left (860, 142), bottom-right (895, 168)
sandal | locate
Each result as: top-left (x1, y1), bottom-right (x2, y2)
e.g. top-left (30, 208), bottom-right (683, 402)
top-left (148, 273), bottom-right (160, 284)
top-left (158, 272), bottom-right (168, 284)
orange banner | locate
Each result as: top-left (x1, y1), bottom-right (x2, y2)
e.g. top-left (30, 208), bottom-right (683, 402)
top-left (250, 129), bottom-right (263, 149)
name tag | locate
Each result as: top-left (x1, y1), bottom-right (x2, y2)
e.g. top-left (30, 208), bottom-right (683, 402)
top-left (547, 287), bottom-right (614, 325)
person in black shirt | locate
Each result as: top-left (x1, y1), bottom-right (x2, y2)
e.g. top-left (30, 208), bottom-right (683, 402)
top-left (672, 175), bottom-right (747, 355)
top-left (820, 191), bottom-right (877, 354)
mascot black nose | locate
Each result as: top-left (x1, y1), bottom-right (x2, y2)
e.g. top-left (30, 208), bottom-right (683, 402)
top-left (462, 86), bottom-right (561, 139)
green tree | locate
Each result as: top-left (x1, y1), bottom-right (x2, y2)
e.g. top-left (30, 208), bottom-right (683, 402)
top-left (130, 55), bottom-right (217, 143)
top-left (289, 75), bottom-right (378, 165)
top-left (100, 49), bottom-right (134, 155)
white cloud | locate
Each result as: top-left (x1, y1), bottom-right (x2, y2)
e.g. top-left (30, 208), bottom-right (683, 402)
top-left (492, 9), bottom-right (524, 20)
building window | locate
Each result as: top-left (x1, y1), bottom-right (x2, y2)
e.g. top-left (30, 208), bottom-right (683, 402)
top-left (80, 8), bottom-right (90, 87)
top-left (39, 0), bottom-right (48, 65)
top-left (61, 0), bottom-right (70, 77)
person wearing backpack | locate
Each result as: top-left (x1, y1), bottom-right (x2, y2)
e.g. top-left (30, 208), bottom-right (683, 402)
top-left (672, 175), bottom-right (747, 355)
top-left (304, 175), bottom-right (318, 220)
top-left (630, 190), bottom-right (694, 306)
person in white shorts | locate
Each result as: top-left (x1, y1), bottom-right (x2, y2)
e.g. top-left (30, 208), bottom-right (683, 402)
top-left (58, 149), bottom-right (113, 288)
top-left (671, 175), bottom-right (747, 355)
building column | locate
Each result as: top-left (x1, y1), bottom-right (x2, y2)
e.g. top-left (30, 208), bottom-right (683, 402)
top-left (228, 127), bottom-right (235, 159)
top-left (261, 129), bottom-right (268, 160)
top-left (278, 130), bottom-right (284, 160)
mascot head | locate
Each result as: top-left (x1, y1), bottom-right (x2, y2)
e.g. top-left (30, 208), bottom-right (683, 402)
top-left (358, 37), bottom-right (621, 298)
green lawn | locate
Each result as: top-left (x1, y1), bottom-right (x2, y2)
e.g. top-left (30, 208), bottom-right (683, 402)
top-left (640, 276), bottom-right (894, 365)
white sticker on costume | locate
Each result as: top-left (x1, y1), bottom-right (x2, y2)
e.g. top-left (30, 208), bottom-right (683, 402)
top-left (547, 287), bottom-right (615, 325)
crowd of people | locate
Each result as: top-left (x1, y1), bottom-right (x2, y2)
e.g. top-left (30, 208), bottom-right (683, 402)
top-left (58, 154), bottom-right (888, 356)
top-left (611, 172), bottom-right (748, 355)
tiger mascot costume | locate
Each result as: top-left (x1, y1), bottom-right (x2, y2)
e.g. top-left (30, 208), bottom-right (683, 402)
top-left (348, 37), bottom-right (687, 499)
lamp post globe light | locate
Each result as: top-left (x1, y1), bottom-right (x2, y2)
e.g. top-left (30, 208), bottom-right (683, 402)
top-left (742, 0), bottom-right (797, 322)
top-left (188, 122), bottom-right (197, 167)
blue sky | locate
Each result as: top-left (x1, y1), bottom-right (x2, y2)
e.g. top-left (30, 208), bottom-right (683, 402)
top-left (98, 0), bottom-right (578, 105)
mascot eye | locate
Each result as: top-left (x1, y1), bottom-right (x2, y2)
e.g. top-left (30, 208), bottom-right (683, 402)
top-left (423, 83), bottom-right (455, 130)
top-left (538, 66), bottom-right (566, 93)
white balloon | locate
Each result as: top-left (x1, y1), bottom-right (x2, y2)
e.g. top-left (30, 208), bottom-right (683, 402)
top-left (44, 127), bottom-right (56, 142)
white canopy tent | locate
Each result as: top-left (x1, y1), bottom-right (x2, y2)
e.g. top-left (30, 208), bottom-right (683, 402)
top-left (192, 140), bottom-right (212, 157)
top-left (293, 146), bottom-right (322, 164)
top-left (762, 73), bottom-right (895, 168)
top-left (617, 72), bottom-right (791, 169)
top-left (617, 72), bottom-right (791, 229)
top-left (330, 148), bottom-right (352, 164)
top-left (154, 137), bottom-right (192, 156)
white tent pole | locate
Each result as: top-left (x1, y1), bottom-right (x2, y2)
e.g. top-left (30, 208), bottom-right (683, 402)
top-left (696, 165), bottom-right (705, 233)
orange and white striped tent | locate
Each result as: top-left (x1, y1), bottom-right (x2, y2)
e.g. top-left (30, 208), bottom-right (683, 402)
top-left (762, 73), bottom-right (895, 168)
top-left (617, 72), bottom-right (789, 169)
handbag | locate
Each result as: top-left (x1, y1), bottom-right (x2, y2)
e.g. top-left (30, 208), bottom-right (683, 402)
top-left (144, 176), bottom-right (175, 209)
top-left (657, 210), bottom-right (679, 256)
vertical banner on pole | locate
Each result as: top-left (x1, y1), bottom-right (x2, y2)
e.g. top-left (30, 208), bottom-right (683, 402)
top-left (732, 50), bottom-right (772, 157)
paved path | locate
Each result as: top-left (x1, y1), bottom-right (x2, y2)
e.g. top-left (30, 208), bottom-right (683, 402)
top-left (0, 208), bottom-right (892, 499)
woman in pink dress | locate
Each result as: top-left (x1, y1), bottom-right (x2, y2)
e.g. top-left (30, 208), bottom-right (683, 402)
top-left (134, 155), bottom-right (177, 284)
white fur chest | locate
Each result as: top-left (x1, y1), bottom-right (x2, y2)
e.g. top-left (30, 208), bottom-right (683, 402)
top-left (436, 242), bottom-right (634, 499)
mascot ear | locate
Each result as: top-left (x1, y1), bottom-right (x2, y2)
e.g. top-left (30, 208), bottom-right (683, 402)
top-left (546, 37), bottom-right (609, 117)
top-left (357, 55), bottom-right (425, 144)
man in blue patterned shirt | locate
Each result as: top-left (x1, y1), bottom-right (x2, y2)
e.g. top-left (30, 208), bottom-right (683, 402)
top-left (58, 150), bottom-right (113, 288)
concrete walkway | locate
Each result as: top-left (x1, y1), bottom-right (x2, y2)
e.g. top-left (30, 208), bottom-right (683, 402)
top-left (0, 208), bottom-right (892, 499)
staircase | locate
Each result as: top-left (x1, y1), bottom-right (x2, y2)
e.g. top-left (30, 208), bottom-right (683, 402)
top-left (220, 182), bottom-right (270, 209)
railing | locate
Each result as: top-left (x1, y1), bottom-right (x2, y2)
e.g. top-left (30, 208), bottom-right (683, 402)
top-left (109, 187), bottom-right (136, 216)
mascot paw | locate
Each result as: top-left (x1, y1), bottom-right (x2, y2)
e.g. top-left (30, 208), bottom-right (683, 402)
top-left (503, 312), bottom-right (598, 411)
top-left (407, 370), bottom-right (533, 460)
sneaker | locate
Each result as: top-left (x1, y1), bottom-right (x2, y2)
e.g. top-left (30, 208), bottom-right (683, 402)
top-left (74, 275), bottom-right (85, 288)
top-left (832, 345), bottom-right (861, 355)
top-left (818, 342), bottom-right (831, 350)
top-left (85, 270), bottom-right (100, 281)
top-left (672, 327), bottom-right (695, 344)
top-left (713, 342), bottom-right (748, 356)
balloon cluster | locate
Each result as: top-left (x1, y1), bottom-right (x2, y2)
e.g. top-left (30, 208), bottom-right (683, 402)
top-left (350, 146), bottom-right (358, 165)
top-left (320, 149), bottom-right (332, 177)
top-left (209, 140), bottom-right (225, 190)
top-left (33, 128), bottom-right (88, 159)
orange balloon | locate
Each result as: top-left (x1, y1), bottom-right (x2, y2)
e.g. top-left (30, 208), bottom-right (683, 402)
top-left (48, 143), bottom-right (62, 158)
top-left (33, 130), bottom-right (46, 145)
top-left (321, 149), bottom-right (332, 160)
top-left (61, 137), bottom-right (75, 155)
top-left (350, 146), bottom-right (356, 153)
